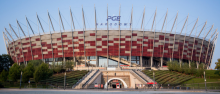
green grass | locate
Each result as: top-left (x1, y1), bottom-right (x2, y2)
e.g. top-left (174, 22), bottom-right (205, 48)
top-left (39, 70), bottom-right (88, 87)
top-left (142, 70), bottom-right (195, 85)
top-left (0, 70), bottom-right (88, 88)
top-left (142, 70), bottom-right (220, 89)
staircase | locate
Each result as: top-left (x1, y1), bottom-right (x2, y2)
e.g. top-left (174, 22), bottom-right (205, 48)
top-left (83, 71), bottom-right (101, 88)
top-left (73, 70), bottom-right (99, 89)
top-left (129, 70), bottom-right (148, 84)
top-left (102, 56), bottom-right (140, 67)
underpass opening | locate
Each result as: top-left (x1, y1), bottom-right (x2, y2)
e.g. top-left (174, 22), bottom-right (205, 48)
top-left (104, 78), bottom-right (128, 89)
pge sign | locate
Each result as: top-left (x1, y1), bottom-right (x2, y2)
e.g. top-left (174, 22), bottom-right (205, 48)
top-left (107, 16), bottom-right (121, 21)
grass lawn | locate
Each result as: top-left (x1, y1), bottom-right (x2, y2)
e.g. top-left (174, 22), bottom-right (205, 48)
top-left (184, 78), bottom-right (220, 84)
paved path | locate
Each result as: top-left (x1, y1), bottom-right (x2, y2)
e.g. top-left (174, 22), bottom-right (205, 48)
top-left (0, 88), bottom-right (219, 94)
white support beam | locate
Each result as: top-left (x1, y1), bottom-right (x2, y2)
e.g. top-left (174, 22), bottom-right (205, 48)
top-left (204, 29), bottom-right (217, 64)
top-left (118, 5), bottom-right (121, 68)
top-left (9, 24), bottom-right (19, 38)
top-left (181, 15), bottom-right (189, 63)
top-left (151, 8), bottom-right (157, 58)
top-left (130, 6), bottom-right (133, 67)
top-left (36, 13), bottom-right (44, 62)
top-left (198, 24), bottom-right (213, 63)
top-left (58, 8), bottom-right (65, 31)
top-left (36, 14), bottom-right (45, 33)
top-left (171, 12), bottom-right (178, 60)
top-left (26, 17), bottom-right (35, 35)
top-left (81, 6), bottom-right (86, 67)
top-left (48, 11), bottom-right (55, 32)
top-left (107, 4), bottom-right (109, 67)
top-left (161, 9), bottom-right (168, 65)
top-left (17, 20), bottom-right (26, 37)
top-left (141, 6), bottom-right (145, 68)
top-left (94, 5), bottom-right (98, 67)
top-left (70, 7), bottom-right (75, 63)
top-left (197, 21), bottom-right (207, 38)
top-left (26, 16), bottom-right (33, 60)
top-left (189, 17), bottom-right (199, 36)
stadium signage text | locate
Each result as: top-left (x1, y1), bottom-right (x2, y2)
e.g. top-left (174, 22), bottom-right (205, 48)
top-left (96, 16), bottom-right (131, 26)
top-left (107, 16), bottom-right (121, 21)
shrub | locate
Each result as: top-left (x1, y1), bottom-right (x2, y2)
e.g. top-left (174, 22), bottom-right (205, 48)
top-left (22, 63), bottom-right (35, 83)
top-left (0, 70), bottom-right (8, 82)
top-left (8, 63), bottom-right (21, 82)
top-left (34, 63), bottom-right (53, 86)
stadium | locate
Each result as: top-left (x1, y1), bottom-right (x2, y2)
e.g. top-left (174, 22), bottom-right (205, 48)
top-left (2, 6), bottom-right (219, 89)
top-left (3, 7), bottom-right (218, 70)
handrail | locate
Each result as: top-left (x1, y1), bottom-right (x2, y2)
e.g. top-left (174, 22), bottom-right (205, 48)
top-left (132, 69), bottom-right (148, 83)
top-left (82, 70), bottom-right (99, 88)
top-left (72, 70), bottom-right (92, 89)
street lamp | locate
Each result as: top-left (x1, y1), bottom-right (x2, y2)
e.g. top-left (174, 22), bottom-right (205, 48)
top-left (107, 72), bottom-right (108, 91)
top-left (134, 78), bottom-right (136, 89)
top-left (204, 71), bottom-right (207, 91)
top-left (64, 72), bottom-right (66, 90)
top-left (153, 71), bottom-right (155, 90)
top-left (20, 71), bottom-right (22, 89)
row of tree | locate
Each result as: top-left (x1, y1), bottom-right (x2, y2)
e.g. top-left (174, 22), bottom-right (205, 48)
top-left (0, 60), bottom-right (75, 86)
top-left (167, 60), bottom-right (206, 77)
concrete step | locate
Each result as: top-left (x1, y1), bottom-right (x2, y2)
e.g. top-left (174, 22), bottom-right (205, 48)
top-left (74, 70), bottom-right (98, 89)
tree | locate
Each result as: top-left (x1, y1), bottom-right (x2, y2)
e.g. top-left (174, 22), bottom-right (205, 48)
top-left (0, 70), bottom-right (8, 82)
top-left (214, 59), bottom-right (220, 76)
top-left (0, 54), bottom-right (14, 72)
top-left (22, 63), bottom-right (35, 82)
top-left (20, 63), bottom-right (26, 71)
top-left (196, 63), bottom-right (205, 77)
top-left (28, 60), bottom-right (44, 70)
top-left (34, 63), bottom-right (53, 86)
top-left (65, 61), bottom-right (74, 71)
top-left (167, 61), bottom-right (173, 71)
top-left (8, 63), bottom-right (21, 82)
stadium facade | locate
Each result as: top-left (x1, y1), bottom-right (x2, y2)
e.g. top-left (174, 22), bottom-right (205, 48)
top-left (2, 6), bottom-right (218, 70)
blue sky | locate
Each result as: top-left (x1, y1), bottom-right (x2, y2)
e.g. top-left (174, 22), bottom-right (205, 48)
top-left (0, 0), bottom-right (219, 69)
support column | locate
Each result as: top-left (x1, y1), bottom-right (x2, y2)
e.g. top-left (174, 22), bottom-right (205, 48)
top-left (151, 57), bottom-right (153, 67)
top-left (189, 60), bottom-right (191, 68)
top-left (160, 57), bottom-right (163, 68)
top-left (96, 56), bottom-right (99, 67)
top-left (179, 59), bottom-right (182, 68)
top-left (140, 56), bottom-right (142, 69)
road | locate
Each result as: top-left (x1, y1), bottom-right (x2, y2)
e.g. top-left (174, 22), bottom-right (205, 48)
top-left (0, 89), bottom-right (219, 94)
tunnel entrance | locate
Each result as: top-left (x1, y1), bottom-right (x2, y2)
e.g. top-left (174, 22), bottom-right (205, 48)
top-left (108, 79), bottom-right (123, 89)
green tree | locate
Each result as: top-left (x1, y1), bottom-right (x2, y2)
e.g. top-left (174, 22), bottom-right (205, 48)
top-left (0, 54), bottom-right (14, 72)
top-left (28, 60), bottom-right (44, 70)
top-left (65, 61), bottom-right (74, 71)
top-left (0, 70), bottom-right (8, 82)
top-left (214, 59), bottom-right (220, 76)
top-left (167, 61), bottom-right (173, 71)
top-left (34, 63), bottom-right (53, 86)
top-left (22, 63), bottom-right (35, 82)
top-left (189, 62), bottom-right (197, 75)
top-left (173, 60), bottom-right (179, 72)
top-left (178, 62), bottom-right (184, 73)
top-left (196, 63), bottom-right (205, 77)
top-left (8, 63), bottom-right (21, 82)
top-left (183, 63), bottom-right (189, 74)
top-left (20, 63), bottom-right (26, 71)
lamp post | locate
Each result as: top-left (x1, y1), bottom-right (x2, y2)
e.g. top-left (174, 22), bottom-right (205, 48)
top-left (20, 71), bottom-right (22, 89)
top-left (204, 71), bottom-right (207, 91)
top-left (107, 72), bottom-right (108, 91)
top-left (64, 72), bottom-right (66, 90)
top-left (153, 71), bottom-right (155, 90)
top-left (134, 78), bottom-right (136, 89)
